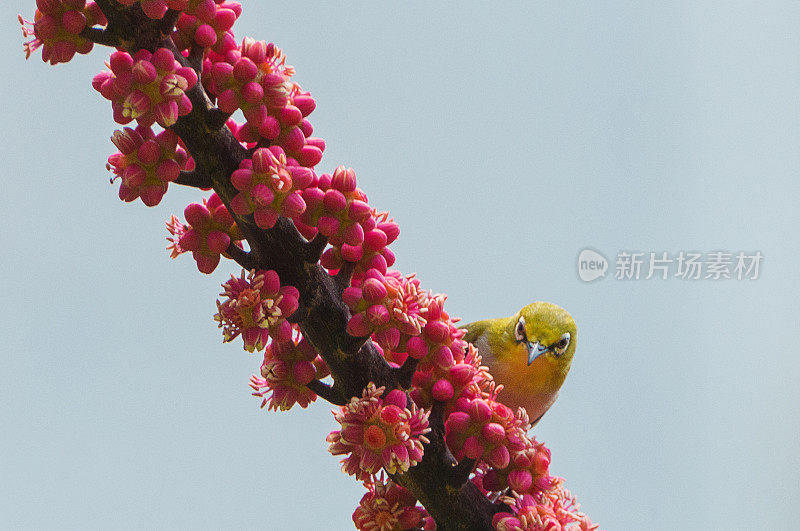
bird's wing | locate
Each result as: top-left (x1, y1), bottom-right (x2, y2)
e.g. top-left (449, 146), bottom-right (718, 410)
top-left (461, 319), bottom-right (494, 345)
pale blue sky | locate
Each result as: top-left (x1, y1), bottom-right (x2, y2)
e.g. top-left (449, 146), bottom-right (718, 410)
top-left (3, 2), bottom-right (799, 530)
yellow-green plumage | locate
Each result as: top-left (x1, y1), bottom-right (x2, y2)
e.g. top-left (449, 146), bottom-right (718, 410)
top-left (463, 302), bottom-right (577, 426)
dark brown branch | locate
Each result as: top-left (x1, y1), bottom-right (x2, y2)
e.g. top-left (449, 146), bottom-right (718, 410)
top-left (80, 27), bottom-right (121, 47)
top-left (394, 356), bottom-right (420, 389)
top-left (225, 242), bottom-right (256, 270)
top-left (447, 457), bottom-right (476, 488)
top-left (304, 233), bottom-right (328, 263)
top-left (206, 108), bottom-right (231, 131)
top-left (334, 261), bottom-right (355, 293)
top-left (307, 379), bottom-right (346, 405)
top-left (175, 169), bottom-right (212, 189)
top-left (159, 9), bottom-right (181, 36)
top-left (187, 41), bottom-right (205, 71)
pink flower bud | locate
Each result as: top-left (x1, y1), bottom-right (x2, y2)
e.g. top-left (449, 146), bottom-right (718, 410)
top-left (342, 286), bottom-right (363, 309)
top-left (292, 360), bottom-right (316, 386)
top-left (322, 189), bottom-right (347, 212)
top-left (343, 222), bottom-right (365, 246)
top-left (432, 379), bottom-right (454, 401)
top-left (279, 105), bottom-right (302, 126)
top-left (293, 95), bottom-right (316, 116)
top-left (184, 202), bottom-right (211, 225)
top-left (297, 145), bottom-right (323, 168)
top-left (258, 116), bottom-right (281, 139)
top-left (194, 251), bottom-right (221, 274)
top-left (254, 208), bottom-right (279, 229)
top-left (424, 321), bottom-right (450, 344)
top-left (507, 469), bottom-right (532, 493)
top-left (195, 23), bottom-right (217, 47)
top-left (156, 159), bottom-right (180, 182)
top-left (281, 192), bottom-right (306, 217)
top-left (347, 200), bottom-right (371, 222)
top-left (317, 215), bottom-right (340, 237)
top-left (482, 423), bottom-right (506, 444)
top-left (206, 230), bottom-right (231, 254)
top-left (346, 312), bottom-right (370, 337)
top-left (384, 389), bottom-right (407, 409)
top-left (449, 364), bottom-right (474, 386)
top-left (366, 304), bottom-right (390, 327)
top-left (405, 336), bottom-right (429, 359)
top-left (341, 243), bottom-right (363, 262)
top-left (468, 399), bottom-right (492, 424)
top-left (361, 278), bottom-right (387, 303)
top-left (151, 48), bottom-right (175, 71)
top-left (462, 436), bottom-right (484, 460)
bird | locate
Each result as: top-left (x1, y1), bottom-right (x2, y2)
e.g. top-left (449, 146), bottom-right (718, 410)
top-left (462, 302), bottom-right (577, 426)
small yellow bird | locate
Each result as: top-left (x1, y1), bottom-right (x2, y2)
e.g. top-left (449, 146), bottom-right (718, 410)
top-left (462, 302), bottom-right (577, 426)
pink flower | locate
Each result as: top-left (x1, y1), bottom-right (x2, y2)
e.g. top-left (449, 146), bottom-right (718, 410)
top-left (444, 394), bottom-right (530, 471)
top-left (214, 269), bottom-right (299, 351)
top-left (19, 1), bottom-right (106, 65)
top-left (165, 192), bottom-right (242, 273)
top-left (201, 37), bottom-right (324, 166)
top-left (480, 435), bottom-right (555, 498)
top-left (249, 334), bottom-right (329, 411)
top-left (343, 269), bottom-right (429, 353)
top-left (229, 146), bottom-right (314, 229)
top-left (172, 1), bottom-right (241, 53)
top-left (93, 48), bottom-right (197, 127)
top-left (106, 125), bottom-right (192, 206)
top-left (327, 384), bottom-right (431, 482)
top-left (114, 0), bottom-right (188, 20)
top-left (352, 473), bottom-right (434, 531)
top-left (410, 343), bottom-right (492, 410)
top-left (491, 482), bottom-right (600, 531)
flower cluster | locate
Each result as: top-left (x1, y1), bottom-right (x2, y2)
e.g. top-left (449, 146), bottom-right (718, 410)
top-left (492, 481), bottom-right (599, 531)
top-left (214, 269), bottom-right (299, 351)
top-left (93, 48), bottom-right (198, 128)
top-left (444, 395), bottom-right (529, 470)
top-left (296, 166), bottom-right (399, 275)
top-left (19, 0), bottom-right (106, 65)
top-left (249, 334), bottom-right (329, 411)
top-left (172, 1), bottom-right (240, 52)
top-left (479, 435), bottom-right (555, 498)
top-left (106, 125), bottom-right (191, 206)
top-left (229, 146), bottom-right (315, 229)
top-left (166, 192), bottom-right (242, 273)
top-left (21, 1), bottom-right (600, 526)
top-left (410, 343), bottom-right (491, 409)
top-left (203, 37), bottom-right (324, 166)
top-left (327, 384), bottom-right (431, 482)
top-left (343, 269), bottom-right (428, 354)
top-left (352, 474), bottom-right (435, 531)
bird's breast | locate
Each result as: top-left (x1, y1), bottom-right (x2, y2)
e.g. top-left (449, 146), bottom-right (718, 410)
top-left (477, 335), bottom-right (565, 422)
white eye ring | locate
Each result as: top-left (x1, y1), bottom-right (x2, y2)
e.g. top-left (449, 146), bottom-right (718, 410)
top-left (554, 332), bottom-right (571, 355)
top-left (514, 317), bottom-right (526, 342)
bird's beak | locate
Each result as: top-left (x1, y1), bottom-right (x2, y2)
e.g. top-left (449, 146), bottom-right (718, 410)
top-left (527, 342), bottom-right (549, 365)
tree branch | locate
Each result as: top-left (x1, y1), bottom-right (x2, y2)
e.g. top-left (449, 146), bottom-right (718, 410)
top-left (80, 27), bottom-right (121, 47)
top-left (307, 379), bottom-right (346, 405)
top-left (175, 169), bottom-right (212, 189)
top-left (394, 356), bottom-right (420, 389)
top-left (304, 233), bottom-right (328, 263)
top-left (447, 457), bottom-right (476, 488)
top-left (225, 242), bottom-right (256, 270)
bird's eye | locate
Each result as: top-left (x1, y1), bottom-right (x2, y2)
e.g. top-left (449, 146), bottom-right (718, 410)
top-left (554, 332), bottom-right (571, 355)
top-left (514, 317), bottom-right (526, 342)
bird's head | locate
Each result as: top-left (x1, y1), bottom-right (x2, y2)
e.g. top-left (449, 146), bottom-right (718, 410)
top-left (509, 302), bottom-right (577, 370)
